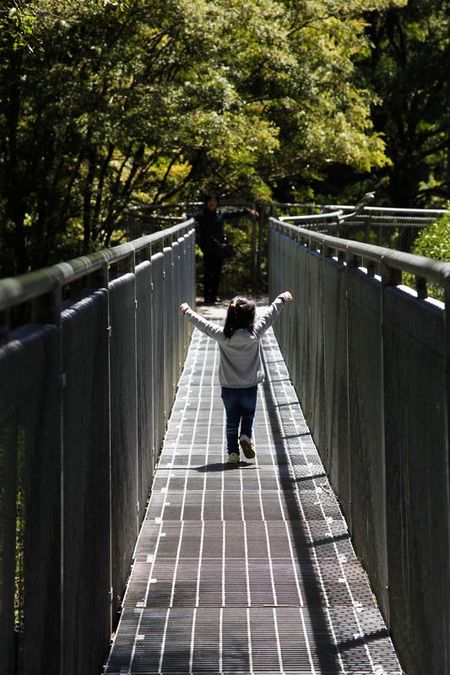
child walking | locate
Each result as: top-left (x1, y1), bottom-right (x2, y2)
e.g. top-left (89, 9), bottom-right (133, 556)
top-left (179, 292), bottom-right (293, 463)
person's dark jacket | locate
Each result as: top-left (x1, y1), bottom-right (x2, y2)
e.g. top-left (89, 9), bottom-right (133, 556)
top-left (193, 208), bottom-right (248, 254)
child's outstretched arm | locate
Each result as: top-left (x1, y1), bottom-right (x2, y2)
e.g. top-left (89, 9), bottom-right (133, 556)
top-left (179, 303), bottom-right (224, 341)
top-left (253, 292), bottom-right (293, 337)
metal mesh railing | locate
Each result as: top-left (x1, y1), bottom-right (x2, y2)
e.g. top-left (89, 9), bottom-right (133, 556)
top-left (0, 221), bottom-right (196, 675)
top-left (275, 204), bottom-right (448, 249)
top-left (269, 217), bottom-right (450, 675)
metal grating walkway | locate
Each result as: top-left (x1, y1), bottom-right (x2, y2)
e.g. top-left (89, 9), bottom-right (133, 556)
top-left (104, 310), bottom-right (401, 674)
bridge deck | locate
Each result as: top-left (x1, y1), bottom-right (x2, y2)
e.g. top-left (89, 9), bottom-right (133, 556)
top-left (105, 307), bottom-right (401, 674)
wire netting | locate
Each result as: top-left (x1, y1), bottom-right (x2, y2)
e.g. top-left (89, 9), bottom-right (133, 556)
top-left (269, 223), bottom-right (450, 675)
top-left (0, 227), bottom-right (195, 675)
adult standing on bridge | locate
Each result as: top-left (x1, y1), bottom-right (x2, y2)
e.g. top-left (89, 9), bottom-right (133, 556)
top-left (191, 193), bottom-right (258, 305)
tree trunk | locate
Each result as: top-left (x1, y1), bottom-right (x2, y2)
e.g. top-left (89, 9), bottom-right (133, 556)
top-left (82, 149), bottom-right (97, 254)
top-left (4, 48), bottom-right (29, 274)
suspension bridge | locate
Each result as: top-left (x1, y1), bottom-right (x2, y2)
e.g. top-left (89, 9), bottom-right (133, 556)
top-left (0, 207), bottom-right (449, 675)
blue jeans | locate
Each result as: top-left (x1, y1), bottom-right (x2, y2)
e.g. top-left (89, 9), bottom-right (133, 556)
top-left (221, 386), bottom-right (257, 454)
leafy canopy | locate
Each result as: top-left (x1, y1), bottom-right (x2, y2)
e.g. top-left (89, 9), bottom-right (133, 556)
top-left (0, 0), bottom-right (404, 274)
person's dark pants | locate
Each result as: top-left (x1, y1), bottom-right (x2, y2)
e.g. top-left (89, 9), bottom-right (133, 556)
top-left (203, 252), bottom-right (223, 303)
top-left (221, 386), bottom-right (257, 454)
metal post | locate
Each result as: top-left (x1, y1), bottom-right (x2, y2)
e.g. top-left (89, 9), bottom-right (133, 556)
top-left (251, 208), bottom-right (258, 288)
top-left (0, 309), bottom-right (9, 345)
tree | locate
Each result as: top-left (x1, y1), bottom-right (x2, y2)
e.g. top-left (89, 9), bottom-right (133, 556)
top-left (0, 0), bottom-right (405, 276)
top-left (363, 0), bottom-right (450, 209)
top-left (0, 0), bottom-right (281, 273)
top-left (403, 213), bottom-right (450, 300)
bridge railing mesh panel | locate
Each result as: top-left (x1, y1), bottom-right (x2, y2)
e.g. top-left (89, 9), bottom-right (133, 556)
top-left (109, 273), bottom-right (139, 616)
top-left (0, 325), bottom-right (61, 675)
top-left (136, 261), bottom-right (154, 521)
top-left (61, 290), bottom-right (110, 674)
top-left (269, 222), bottom-right (450, 675)
top-left (0, 224), bottom-right (195, 675)
top-left (151, 253), bottom-right (166, 456)
top-left (383, 285), bottom-right (449, 672)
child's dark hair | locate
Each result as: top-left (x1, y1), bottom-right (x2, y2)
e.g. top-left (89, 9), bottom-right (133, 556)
top-left (224, 296), bottom-right (256, 338)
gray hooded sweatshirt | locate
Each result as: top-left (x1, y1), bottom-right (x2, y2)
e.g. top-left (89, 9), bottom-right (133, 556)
top-left (183, 294), bottom-right (289, 388)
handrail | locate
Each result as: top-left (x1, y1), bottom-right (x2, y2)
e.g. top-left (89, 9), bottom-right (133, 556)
top-left (274, 201), bottom-right (448, 217)
top-left (270, 217), bottom-right (450, 285)
top-left (279, 210), bottom-right (343, 223)
top-left (0, 219), bottom-right (195, 311)
top-left (320, 204), bottom-right (449, 216)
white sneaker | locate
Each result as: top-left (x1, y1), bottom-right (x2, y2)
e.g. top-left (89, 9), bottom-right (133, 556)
top-left (227, 452), bottom-right (240, 464)
top-left (239, 435), bottom-right (256, 459)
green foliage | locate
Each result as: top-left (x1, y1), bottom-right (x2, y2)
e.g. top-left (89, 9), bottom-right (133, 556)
top-left (0, 0), bottom-right (403, 276)
top-left (221, 219), bottom-right (258, 295)
top-left (359, 0), bottom-right (450, 207)
top-left (403, 214), bottom-right (450, 300)
top-left (412, 215), bottom-right (450, 263)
